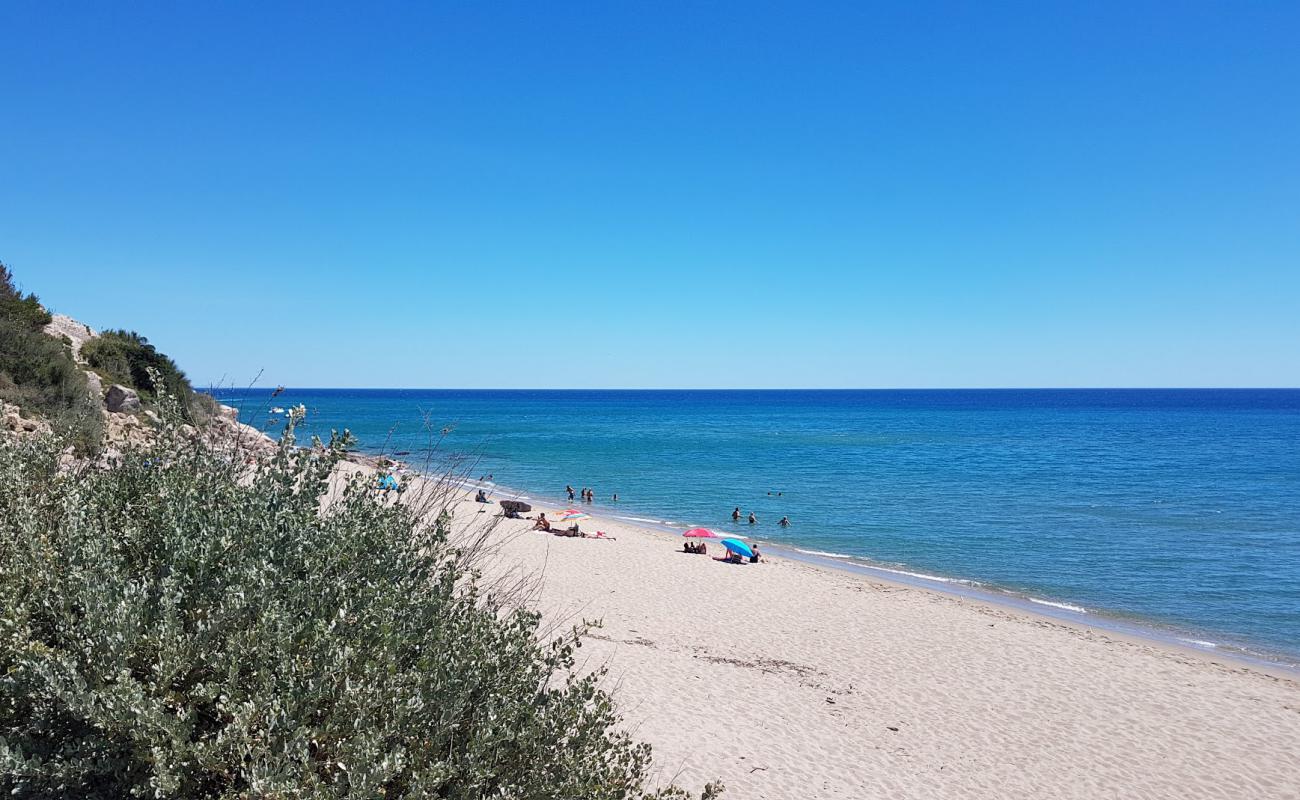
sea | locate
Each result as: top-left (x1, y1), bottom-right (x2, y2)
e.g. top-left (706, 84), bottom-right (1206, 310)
top-left (212, 388), bottom-right (1300, 667)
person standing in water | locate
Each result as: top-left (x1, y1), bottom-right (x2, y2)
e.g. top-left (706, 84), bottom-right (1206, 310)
top-left (567, 485), bottom-right (575, 501)
top-left (732, 507), bottom-right (741, 521)
top-left (779, 516), bottom-right (790, 527)
top-left (748, 511), bottom-right (758, 524)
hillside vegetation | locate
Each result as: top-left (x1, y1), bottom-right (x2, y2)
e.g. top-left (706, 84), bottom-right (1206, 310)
top-left (0, 412), bottom-right (717, 799)
top-left (0, 263), bottom-right (216, 450)
top-left (82, 329), bottom-right (217, 423)
top-left (0, 263), bottom-right (101, 450)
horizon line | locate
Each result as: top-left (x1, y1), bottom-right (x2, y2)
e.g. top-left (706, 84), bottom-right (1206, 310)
top-left (202, 386), bottom-right (1300, 392)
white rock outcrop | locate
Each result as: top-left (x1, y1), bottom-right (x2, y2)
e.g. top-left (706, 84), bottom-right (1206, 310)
top-left (42, 313), bottom-right (98, 364)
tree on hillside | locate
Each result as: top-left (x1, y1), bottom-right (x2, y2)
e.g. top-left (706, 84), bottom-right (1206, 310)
top-left (0, 261), bottom-right (53, 330)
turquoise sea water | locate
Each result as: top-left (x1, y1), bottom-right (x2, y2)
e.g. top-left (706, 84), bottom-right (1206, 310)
top-left (214, 389), bottom-right (1300, 664)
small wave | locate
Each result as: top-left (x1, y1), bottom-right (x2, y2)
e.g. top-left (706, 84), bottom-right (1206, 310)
top-left (874, 566), bottom-right (959, 584)
top-left (793, 548), bottom-right (853, 560)
top-left (1177, 637), bottom-right (1219, 649)
top-left (614, 515), bottom-right (669, 525)
top-left (1027, 597), bottom-right (1088, 614)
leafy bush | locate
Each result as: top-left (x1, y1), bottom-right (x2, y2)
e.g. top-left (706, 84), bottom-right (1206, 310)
top-left (82, 330), bottom-right (212, 424)
top-left (82, 329), bottom-right (186, 398)
top-left (0, 263), bottom-right (101, 451)
top-left (0, 414), bottom-right (718, 799)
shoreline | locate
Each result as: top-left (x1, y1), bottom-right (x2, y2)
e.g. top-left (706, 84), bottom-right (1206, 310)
top-left (449, 471), bottom-right (1300, 679)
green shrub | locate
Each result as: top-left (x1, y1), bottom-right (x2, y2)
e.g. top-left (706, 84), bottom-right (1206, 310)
top-left (82, 330), bottom-right (186, 398)
top-left (0, 416), bottom-right (718, 799)
top-left (0, 263), bottom-right (101, 452)
top-left (82, 330), bottom-right (212, 423)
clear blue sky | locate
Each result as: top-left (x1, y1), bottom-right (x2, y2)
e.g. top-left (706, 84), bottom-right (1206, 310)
top-left (2, 1), bottom-right (1297, 388)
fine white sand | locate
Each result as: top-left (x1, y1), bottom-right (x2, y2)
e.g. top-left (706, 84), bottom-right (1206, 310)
top-left (361, 466), bottom-right (1300, 799)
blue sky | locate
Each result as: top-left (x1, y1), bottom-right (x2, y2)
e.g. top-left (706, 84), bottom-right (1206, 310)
top-left (2, 1), bottom-right (1297, 388)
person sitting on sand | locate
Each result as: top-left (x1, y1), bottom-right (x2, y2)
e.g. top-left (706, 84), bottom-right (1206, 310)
top-left (748, 511), bottom-right (757, 524)
top-left (750, 544), bottom-right (762, 563)
top-left (732, 507), bottom-right (741, 521)
top-left (778, 516), bottom-right (790, 527)
top-left (533, 513), bottom-right (551, 532)
top-left (475, 489), bottom-right (488, 503)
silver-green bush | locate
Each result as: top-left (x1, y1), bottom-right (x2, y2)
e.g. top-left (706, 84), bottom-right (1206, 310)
top-left (0, 417), bottom-right (718, 799)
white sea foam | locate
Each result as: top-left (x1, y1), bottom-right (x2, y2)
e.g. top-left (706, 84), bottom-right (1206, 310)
top-left (874, 566), bottom-right (959, 584)
top-left (1027, 597), bottom-right (1088, 614)
top-left (1178, 638), bottom-right (1219, 649)
top-left (793, 548), bottom-right (854, 560)
top-left (615, 515), bottom-right (669, 525)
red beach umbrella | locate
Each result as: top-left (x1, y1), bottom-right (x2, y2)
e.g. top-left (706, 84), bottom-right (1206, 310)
top-left (683, 528), bottom-right (721, 538)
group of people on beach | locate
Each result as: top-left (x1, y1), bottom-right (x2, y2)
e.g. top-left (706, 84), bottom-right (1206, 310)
top-left (732, 507), bottom-right (791, 527)
top-left (530, 511), bottom-right (615, 540)
top-left (567, 484), bottom-right (617, 503)
top-left (532, 512), bottom-right (579, 535)
top-left (683, 539), bottom-right (762, 564)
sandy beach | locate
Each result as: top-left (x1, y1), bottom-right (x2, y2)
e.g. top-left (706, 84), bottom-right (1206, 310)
top-left (343, 465), bottom-right (1300, 800)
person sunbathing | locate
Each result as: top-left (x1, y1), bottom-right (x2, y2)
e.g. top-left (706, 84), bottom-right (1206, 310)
top-left (533, 513), bottom-right (551, 531)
